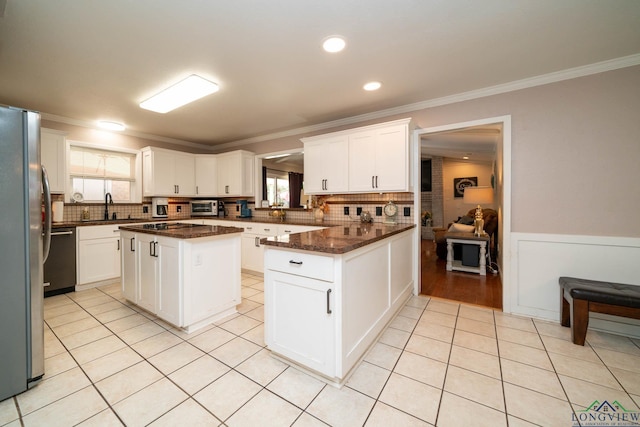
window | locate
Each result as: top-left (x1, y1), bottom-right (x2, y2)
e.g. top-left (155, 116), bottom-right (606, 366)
top-left (265, 169), bottom-right (290, 207)
top-left (69, 145), bottom-right (136, 202)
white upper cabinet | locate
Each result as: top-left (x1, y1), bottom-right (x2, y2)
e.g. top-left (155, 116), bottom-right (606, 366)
top-left (348, 122), bottom-right (409, 192)
top-left (142, 147), bottom-right (195, 197)
top-left (217, 150), bottom-right (254, 197)
top-left (302, 134), bottom-right (349, 194)
top-left (303, 118), bottom-right (412, 195)
top-left (195, 155), bottom-right (218, 196)
top-left (40, 128), bottom-right (67, 194)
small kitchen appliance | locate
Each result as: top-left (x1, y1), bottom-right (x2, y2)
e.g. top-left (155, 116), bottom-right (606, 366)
top-left (190, 200), bottom-right (218, 217)
top-left (152, 197), bottom-right (168, 218)
top-left (237, 200), bottom-right (252, 218)
top-left (217, 201), bottom-right (226, 217)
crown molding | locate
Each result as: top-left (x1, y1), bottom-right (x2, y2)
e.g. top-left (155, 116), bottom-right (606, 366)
top-left (40, 113), bottom-right (217, 151)
top-left (215, 53), bottom-right (640, 150)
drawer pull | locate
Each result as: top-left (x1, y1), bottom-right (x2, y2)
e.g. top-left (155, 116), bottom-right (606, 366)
top-left (326, 289), bottom-right (332, 314)
top-left (289, 260), bottom-right (303, 265)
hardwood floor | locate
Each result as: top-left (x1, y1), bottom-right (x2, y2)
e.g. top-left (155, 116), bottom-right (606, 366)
top-left (420, 239), bottom-right (503, 310)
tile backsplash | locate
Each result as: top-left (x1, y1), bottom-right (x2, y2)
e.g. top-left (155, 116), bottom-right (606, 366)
top-left (51, 193), bottom-right (414, 224)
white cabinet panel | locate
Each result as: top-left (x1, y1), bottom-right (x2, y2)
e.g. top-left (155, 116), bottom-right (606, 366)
top-left (195, 155), bottom-right (218, 196)
top-left (156, 237), bottom-right (181, 325)
top-left (121, 231), bottom-right (137, 302)
top-left (217, 150), bottom-right (254, 197)
top-left (40, 128), bottom-right (67, 194)
top-left (303, 135), bottom-right (348, 194)
top-left (266, 271), bottom-right (335, 377)
top-left (136, 233), bottom-right (157, 313)
top-left (77, 225), bottom-right (121, 285)
top-left (142, 147), bottom-right (195, 197)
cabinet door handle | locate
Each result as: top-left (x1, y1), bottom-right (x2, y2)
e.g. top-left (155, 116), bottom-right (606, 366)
top-left (149, 241), bottom-right (154, 257)
top-left (196, 185), bottom-right (198, 195)
top-left (289, 260), bottom-right (303, 265)
top-left (372, 176), bottom-right (375, 188)
top-left (225, 185), bottom-right (229, 194)
top-left (130, 237), bottom-right (135, 252)
top-left (263, 228), bottom-right (270, 232)
top-left (375, 175), bottom-right (379, 188)
top-left (154, 241), bottom-right (159, 258)
top-left (177, 185), bottom-right (180, 194)
top-left (326, 289), bottom-right (332, 314)
top-left (284, 229), bottom-right (291, 233)
top-left (117, 239), bottom-right (120, 251)
top-left (255, 237), bottom-right (259, 247)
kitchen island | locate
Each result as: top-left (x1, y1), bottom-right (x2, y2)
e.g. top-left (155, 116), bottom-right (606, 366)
top-left (262, 223), bottom-right (415, 385)
top-left (119, 222), bottom-right (244, 333)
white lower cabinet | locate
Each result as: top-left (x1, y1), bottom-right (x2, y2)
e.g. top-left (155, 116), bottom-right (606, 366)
top-left (77, 225), bottom-right (121, 285)
top-left (121, 231), bottom-right (137, 302)
top-left (264, 229), bottom-right (414, 383)
top-left (240, 224), bottom-right (278, 274)
top-left (267, 271), bottom-right (335, 376)
top-left (120, 229), bottom-right (241, 332)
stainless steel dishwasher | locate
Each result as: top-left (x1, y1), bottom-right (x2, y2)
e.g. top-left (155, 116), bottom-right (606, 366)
top-left (44, 227), bottom-right (77, 297)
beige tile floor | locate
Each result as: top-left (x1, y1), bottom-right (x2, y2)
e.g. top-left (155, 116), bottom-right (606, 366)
top-left (1, 273), bottom-right (640, 426)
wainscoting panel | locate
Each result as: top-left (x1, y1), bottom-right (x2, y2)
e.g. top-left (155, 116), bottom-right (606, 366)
top-left (510, 232), bottom-right (640, 338)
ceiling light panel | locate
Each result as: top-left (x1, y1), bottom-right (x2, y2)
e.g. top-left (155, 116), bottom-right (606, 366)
top-left (140, 74), bottom-right (219, 113)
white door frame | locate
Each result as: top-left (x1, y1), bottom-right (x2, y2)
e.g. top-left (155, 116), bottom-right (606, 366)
top-left (412, 115), bottom-right (512, 312)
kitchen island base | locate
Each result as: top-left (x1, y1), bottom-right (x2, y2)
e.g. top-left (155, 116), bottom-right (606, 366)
top-left (120, 224), bottom-right (243, 334)
top-left (264, 228), bottom-right (414, 385)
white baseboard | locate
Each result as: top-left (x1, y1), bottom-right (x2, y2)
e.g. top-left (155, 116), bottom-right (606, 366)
top-left (509, 232), bottom-right (640, 338)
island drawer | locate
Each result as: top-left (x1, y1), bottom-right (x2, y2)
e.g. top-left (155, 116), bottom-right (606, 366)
top-left (265, 249), bottom-right (334, 282)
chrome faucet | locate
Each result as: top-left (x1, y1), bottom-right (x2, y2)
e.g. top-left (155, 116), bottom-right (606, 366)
top-left (104, 192), bottom-right (113, 220)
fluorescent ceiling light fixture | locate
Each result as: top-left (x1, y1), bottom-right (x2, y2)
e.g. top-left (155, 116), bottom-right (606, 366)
top-left (363, 81), bottom-right (382, 91)
top-left (97, 121), bottom-right (125, 131)
top-left (140, 74), bottom-right (219, 113)
top-left (322, 36), bottom-right (346, 53)
top-left (264, 153), bottom-right (291, 160)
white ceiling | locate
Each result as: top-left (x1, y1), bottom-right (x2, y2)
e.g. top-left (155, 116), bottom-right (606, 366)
top-left (1, 0), bottom-right (639, 147)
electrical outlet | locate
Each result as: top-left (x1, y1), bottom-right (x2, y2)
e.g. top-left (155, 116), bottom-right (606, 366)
top-left (344, 207), bottom-right (349, 215)
top-left (356, 207), bottom-right (362, 215)
top-left (375, 206), bottom-right (382, 216)
top-left (404, 207), bottom-right (411, 216)
top-left (177, 205), bottom-right (182, 213)
top-left (143, 206), bottom-right (148, 213)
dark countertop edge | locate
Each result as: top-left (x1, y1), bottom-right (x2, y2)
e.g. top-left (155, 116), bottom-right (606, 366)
top-left (118, 224), bottom-right (244, 239)
top-left (262, 224), bottom-right (416, 254)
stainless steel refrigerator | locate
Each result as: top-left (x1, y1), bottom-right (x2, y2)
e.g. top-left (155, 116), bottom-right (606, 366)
top-left (0, 105), bottom-right (51, 401)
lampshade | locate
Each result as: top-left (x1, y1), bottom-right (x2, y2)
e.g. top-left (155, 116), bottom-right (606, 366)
top-left (463, 186), bottom-right (494, 205)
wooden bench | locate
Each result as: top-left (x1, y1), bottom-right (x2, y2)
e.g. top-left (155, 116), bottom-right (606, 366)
top-left (559, 277), bottom-right (640, 345)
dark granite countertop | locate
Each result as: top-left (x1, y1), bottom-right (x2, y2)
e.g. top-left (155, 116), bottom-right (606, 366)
top-left (261, 223), bottom-right (415, 254)
top-left (118, 223), bottom-right (244, 239)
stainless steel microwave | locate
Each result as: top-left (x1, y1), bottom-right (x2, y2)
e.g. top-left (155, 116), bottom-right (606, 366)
top-left (190, 200), bottom-right (218, 217)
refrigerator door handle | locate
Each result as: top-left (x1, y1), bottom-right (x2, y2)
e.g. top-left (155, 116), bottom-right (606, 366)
top-left (42, 165), bottom-right (52, 263)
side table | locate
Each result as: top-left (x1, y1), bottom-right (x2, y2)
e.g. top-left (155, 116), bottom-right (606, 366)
top-left (445, 232), bottom-right (490, 276)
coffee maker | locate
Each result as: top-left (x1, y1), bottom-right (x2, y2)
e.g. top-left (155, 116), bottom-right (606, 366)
top-left (217, 201), bottom-right (226, 218)
top-left (237, 200), bottom-right (252, 218)
top-left (152, 197), bottom-right (168, 218)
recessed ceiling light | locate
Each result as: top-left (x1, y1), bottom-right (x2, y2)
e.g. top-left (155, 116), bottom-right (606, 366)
top-left (140, 74), bottom-right (219, 113)
top-left (463, 156), bottom-right (470, 160)
top-left (97, 121), bottom-right (125, 131)
top-left (322, 36), bottom-right (346, 53)
top-left (363, 81), bottom-right (382, 91)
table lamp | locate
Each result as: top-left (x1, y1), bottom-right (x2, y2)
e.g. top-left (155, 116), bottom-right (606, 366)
top-left (463, 186), bottom-right (494, 236)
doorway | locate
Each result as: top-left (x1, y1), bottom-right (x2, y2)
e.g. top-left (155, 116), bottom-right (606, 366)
top-left (412, 116), bottom-right (512, 310)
